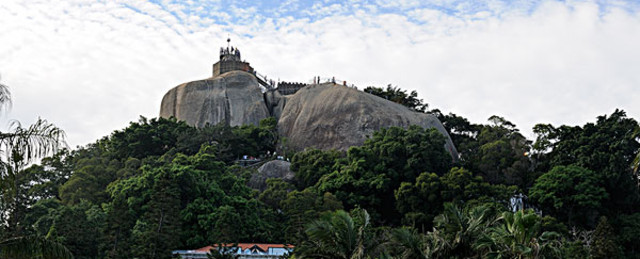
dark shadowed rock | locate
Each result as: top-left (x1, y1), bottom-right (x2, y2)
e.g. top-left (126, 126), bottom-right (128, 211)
top-left (278, 83), bottom-right (458, 156)
top-left (159, 71), bottom-right (269, 127)
top-left (248, 160), bottom-right (295, 191)
top-left (264, 89), bottom-right (287, 120)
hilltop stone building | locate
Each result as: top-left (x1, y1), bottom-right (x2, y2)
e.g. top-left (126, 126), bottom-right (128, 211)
top-left (212, 39), bottom-right (254, 77)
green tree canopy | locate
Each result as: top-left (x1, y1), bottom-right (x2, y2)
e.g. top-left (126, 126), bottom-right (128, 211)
top-left (395, 167), bottom-right (515, 230)
top-left (532, 110), bottom-right (640, 215)
top-left (529, 165), bottom-right (608, 228)
top-left (364, 85), bottom-right (428, 112)
top-left (591, 216), bottom-right (623, 259)
top-left (317, 125), bottom-right (452, 224)
top-left (290, 148), bottom-right (343, 190)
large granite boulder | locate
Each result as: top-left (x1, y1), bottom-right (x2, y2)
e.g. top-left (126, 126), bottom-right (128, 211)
top-left (159, 71), bottom-right (269, 127)
top-left (248, 160), bottom-right (295, 191)
top-left (278, 83), bottom-right (458, 156)
top-left (160, 72), bottom-right (458, 158)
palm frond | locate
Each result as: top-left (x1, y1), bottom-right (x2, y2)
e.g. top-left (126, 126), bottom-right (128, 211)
top-left (298, 210), bottom-right (381, 259)
top-left (475, 210), bottom-right (562, 259)
top-left (0, 75), bottom-right (12, 112)
top-left (0, 236), bottom-right (74, 259)
top-left (0, 118), bottom-right (67, 166)
top-left (389, 228), bottom-right (427, 259)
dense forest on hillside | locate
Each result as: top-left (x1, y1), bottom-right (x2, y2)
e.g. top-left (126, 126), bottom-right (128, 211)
top-left (1, 85), bottom-right (640, 259)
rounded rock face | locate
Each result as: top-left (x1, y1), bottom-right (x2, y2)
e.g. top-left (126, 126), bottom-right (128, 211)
top-left (159, 71), bottom-right (269, 127)
top-left (248, 160), bottom-right (295, 191)
top-left (160, 73), bottom-right (458, 158)
top-left (277, 83), bottom-right (458, 157)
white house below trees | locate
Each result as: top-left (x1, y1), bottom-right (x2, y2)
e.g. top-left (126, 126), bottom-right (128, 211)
top-left (172, 243), bottom-right (294, 259)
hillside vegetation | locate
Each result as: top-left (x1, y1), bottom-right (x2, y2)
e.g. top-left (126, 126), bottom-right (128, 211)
top-left (1, 86), bottom-right (639, 259)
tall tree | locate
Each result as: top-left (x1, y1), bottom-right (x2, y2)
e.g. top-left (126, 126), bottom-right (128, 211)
top-left (290, 148), bottom-right (342, 190)
top-left (258, 178), bottom-right (295, 210)
top-left (280, 188), bottom-right (343, 243)
top-left (395, 167), bottom-right (515, 231)
top-left (591, 216), bottom-right (622, 259)
top-left (472, 116), bottom-right (532, 188)
top-left (130, 168), bottom-right (182, 259)
top-left (533, 110), bottom-right (640, 215)
top-left (1, 119), bottom-right (66, 234)
top-left (428, 110), bottom-right (480, 161)
top-left (529, 165), bottom-right (608, 228)
top-left (101, 116), bottom-right (195, 160)
top-left (612, 213), bottom-right (640, 259)
top-left (0, 79), bottom-right (71, 258)
top-left (317, 126), bottom-right (452, 224)
top-left (45, 202), bottom-right (106, 259)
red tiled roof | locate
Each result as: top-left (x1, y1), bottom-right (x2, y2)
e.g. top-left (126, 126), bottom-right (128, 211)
top-left (195, 243), bottom-right (294, 253)
top-left (195, 246), bottom-right (213, 252)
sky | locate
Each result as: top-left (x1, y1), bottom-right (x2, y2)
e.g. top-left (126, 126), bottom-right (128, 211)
top-left (1, 0), bottom-right (639, 148)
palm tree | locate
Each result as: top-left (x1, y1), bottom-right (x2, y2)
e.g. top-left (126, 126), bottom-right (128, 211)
top-left (0, 78), bottom-right (71, 259)
top-left (388, 203), bottom-right (497, 259)
top-left (475, 210), bottom-right (561, 259)
top-left (295, 209), bottom-right (383, 259)
top-left (0, 236), bottom-right (73, 259)
top-left (428, 203), bottom-right (496, 258)
top-left (388, 228), bottom-right (428, 259)
top-left (0, 76), bottom-right (64, 166)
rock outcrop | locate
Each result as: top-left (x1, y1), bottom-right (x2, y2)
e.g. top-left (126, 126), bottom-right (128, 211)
top-left (159, 71), bottom-right (269, 127)
top-left (248, 160), bottom-right (295, 191)
top-left (278, 83), bottom-right (457, 155)
top-left (160, 72), bottom-right (458, 158)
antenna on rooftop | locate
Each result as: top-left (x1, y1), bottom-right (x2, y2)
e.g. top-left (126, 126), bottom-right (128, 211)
top-left (227, 35), bottom-right (230, 49)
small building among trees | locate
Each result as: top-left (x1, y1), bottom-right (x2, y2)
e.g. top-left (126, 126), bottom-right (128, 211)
top-left (173, 243), bottom-right (294, 259)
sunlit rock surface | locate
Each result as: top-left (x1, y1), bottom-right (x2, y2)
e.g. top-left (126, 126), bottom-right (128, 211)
top-left (277, 83), bottom-right (458, 156)
top-left (160, 71), bottom-right (269, 127)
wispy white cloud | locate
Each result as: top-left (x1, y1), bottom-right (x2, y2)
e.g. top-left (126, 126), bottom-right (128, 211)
top-left (0, 0), bottom-right (639, 147)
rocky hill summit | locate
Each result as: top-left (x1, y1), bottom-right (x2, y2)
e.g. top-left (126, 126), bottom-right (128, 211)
top-left (160, 71), bottom-right (457, 156)
top-left (159, 40), bottom-right (458, 157)
top-left (159, 71), bottom-right (269, 128)
top-left (277, 82), bottom-right (455, 154)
